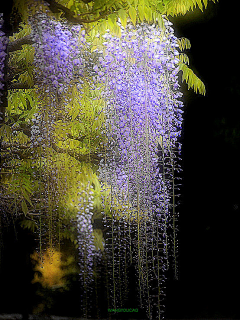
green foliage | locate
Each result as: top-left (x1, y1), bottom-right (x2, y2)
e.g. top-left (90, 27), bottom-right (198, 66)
top-left (93, 229), bottom-right (105, 252)
top-left (177, 37), bottom-right (191, 51)
top-left (20, 218), bottom-right (38, 231)
top-left (178, 61), bottom-right (206, 95)
top-left (179, 53), bottom-right (190, 65)
top-left (0, 124), bottom-right (12, 141)
top-left (164, 0), bottom-right (218, 16)
top-left (9, 23), bottom-right (34, 86)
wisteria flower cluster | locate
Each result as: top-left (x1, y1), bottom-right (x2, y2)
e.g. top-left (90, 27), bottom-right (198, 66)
top-left (29, 7), bottom-right (87, 154)
top-left (0, 14), bottom-right (8, 104)
top-left (98, 20), bottom-right (183, 226)
top-left (97, 20), bottom-right (183, 318)
top-left (30, 11), bottom-right (85, 94)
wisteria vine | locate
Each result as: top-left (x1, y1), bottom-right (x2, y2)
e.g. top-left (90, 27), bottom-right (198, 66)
top-left (97, 20), bottom-right (183, 319)
top-left (0, 14), bottom-right (8, 105)
top-left (28, 9), bottom-right (102, 318)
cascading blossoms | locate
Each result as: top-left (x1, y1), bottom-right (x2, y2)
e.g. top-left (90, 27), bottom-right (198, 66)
top-left (30, 9), bottom-right (86, 150)
top-left (29, 8), bottom-right (89, 259)
top-left (31, 11), bottom-right (84, 94)
top-left (0, 14), bottom-right (8, 105)
top-left (97, 19), bottom-right (183, 319)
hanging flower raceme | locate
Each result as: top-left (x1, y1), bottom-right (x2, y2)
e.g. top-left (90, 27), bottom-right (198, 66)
top-left (97, 20), bottom-right (183, 319)
top-left (98, 21), bottom-right (183, 212)
top-left (31, 11), bottom-right (85, 95)
top-left (0, 14), bottom-right (8, 104)
top-left (29, 8), bottom-right (87, 150)
top-left (27, 6), bottom-right (88, 255)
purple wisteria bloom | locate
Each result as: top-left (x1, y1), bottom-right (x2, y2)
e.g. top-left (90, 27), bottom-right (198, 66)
top-left (30, 11), bottom-right (85, 95)
top-left (97, 20), bottom-right (183, 319)
top-left (0, 14), bottom-right (8, 104)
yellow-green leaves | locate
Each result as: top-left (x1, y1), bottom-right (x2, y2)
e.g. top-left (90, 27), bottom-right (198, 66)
top-left (129, 6), bottom-right (137, 25)
top-left (178, 37), bottom-right (191, 51)
top-left (21, 199), bottom-right (29, 215)
top-left (0, 124), bottom-right (12, 141)
top-left (144, 6), bottom-right (152, 22)
top-left (93, 229), bottom-right (105, 252)
top-left (20, 219), bottom-right (38, 232)
top-left (67, 0), bottom-right (74, 9)
top-left (178, 62), bottom-right (206, 95)
top-left (118, 8), bottom-right (127, 28)
top-left (137, 6), bottom-right (145, 21)
top-left (165, 0), bottom-right (218, 16)
top-left (177, 36), bottom-right (205, 94)
top-left (179, 53), bottom-right (190, 65)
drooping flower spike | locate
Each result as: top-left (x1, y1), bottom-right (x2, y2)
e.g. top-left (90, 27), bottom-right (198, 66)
top-left (97, 20), bottom-right (183, 319)
top-left (0, 14), bottom-right (8, 104)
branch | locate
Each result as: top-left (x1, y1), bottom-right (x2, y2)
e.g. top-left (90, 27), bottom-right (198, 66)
top-left (51, 143), bottom-right (100, 164)
top-left (67, 133), bottom-right (86, 142)
top-left (0, 139), bottom-right (101, 164)
top-left (44, 0), bottom-right (112, 24)
top-left (8, 34), bottom-right (34, 52)
top-left (2, 142), bottom-right (30, 149)
top-left (8, 83), bottom-right (34, 90)
top-left (0, 149), bottom-right (30, 161)
top-left (0, 143), bottom-right (31, 161)
top-left (11, 126), bottom-right (31, 137)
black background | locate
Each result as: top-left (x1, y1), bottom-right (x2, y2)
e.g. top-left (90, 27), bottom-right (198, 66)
top-left (166, 0), bottom-right (240, 318)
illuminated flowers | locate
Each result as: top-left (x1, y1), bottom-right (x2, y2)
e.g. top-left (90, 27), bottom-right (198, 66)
top-left (31, 11), bottom-right (85, 94)
top-left (99, 20), bottom-right (183, 225)
top-left (0, 14), bottom-right (8, 104)
top-left (97, 20), bottom-right (183, 319)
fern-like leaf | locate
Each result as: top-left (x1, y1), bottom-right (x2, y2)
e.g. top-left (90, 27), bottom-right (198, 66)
top-left (177, 37), bottom-right (191, 51)
top-left (20, 219), bottom-right (38, 232)
top-left (178, 61), bottom-right (206, 95)
top-left (179, 53), bottom-right (190, 65)
top-left (165, 0), bottom-right (218, 16)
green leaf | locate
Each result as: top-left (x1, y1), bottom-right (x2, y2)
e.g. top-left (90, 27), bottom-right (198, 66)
top-left (25, 107), bottom-right (37, 120)
top-left (22, 189), bottom-right (33, 206)
top-left (202, 0), bottom-right (209, 7)
top-left (179, 53), bottom-right (190, 65)
top-left (26, 93), bottom-right (34, 109)
top-left (129, 6), bottom-right (137, 25)
top-left (156, 2), bottom-right (164, 12)
top-left (118, 8), bottom-right (127, 28)
top-left (19, 93), bottom-right (27, 109)
top-left (196, 0), bottom-right (203, 11)
top-left (178, 62), bottom-right (206, 95)
top-left (138, 5), bottom-right (145, 21)
top-left (0, 124), bottom-right (12, 140)
top-left (156, 13), bottom-right (165, 29)
top-left (144, 6), bottom-right (152, 22)
top-left (67, 0), bottom-right (74, 9)
top-left (178, 37), bottom-right (191, 51)
top-left (20, 219), bottom-right (37, 232)
top-left (21, 199), bottom-right (28, 215)
top-left (108, 13), bottom-right (117, 24)
top-left (165, 0), bottom-right (218, 16)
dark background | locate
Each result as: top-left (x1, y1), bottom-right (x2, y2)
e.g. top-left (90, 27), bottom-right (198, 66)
top-left (166, 0), bottom-right (240, 318)
top-left (1, 0), bottom-right (240, 319)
